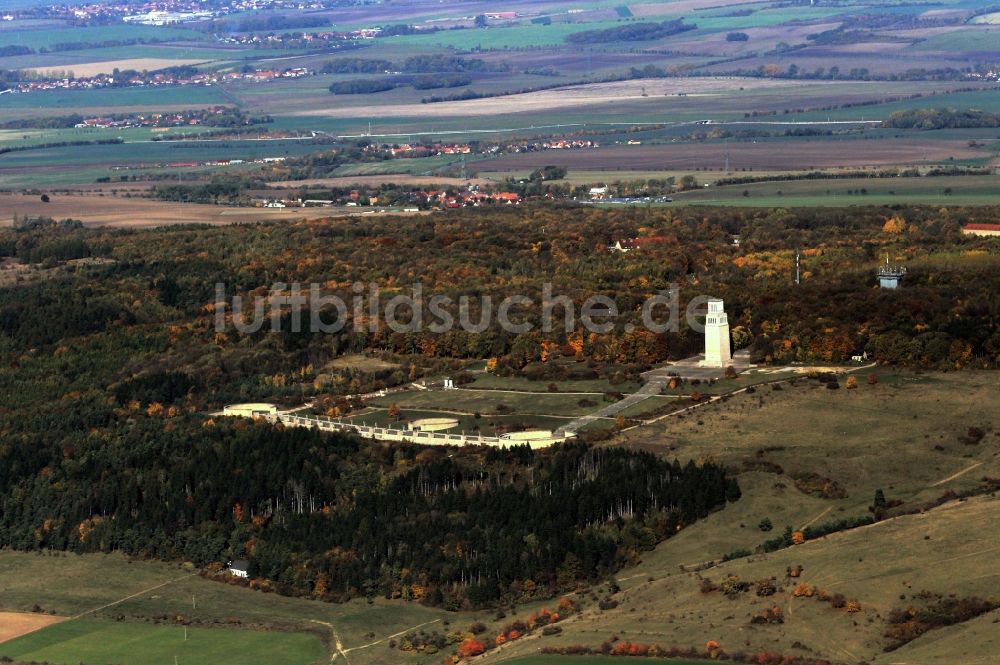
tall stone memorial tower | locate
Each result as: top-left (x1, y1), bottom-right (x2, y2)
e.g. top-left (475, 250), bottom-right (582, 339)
top-left (701, 298), bottom-right (732, 368)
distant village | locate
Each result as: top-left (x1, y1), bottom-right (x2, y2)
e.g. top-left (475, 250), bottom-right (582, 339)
top-left (11, 67), bottom-right (309, 95)
top-left (73, 106), bottom-right (264, 129)
top-left (12, 0), bottom-right (334, 23)
top-left (255, 186), bottom-right (522, 211)
top-left (216, 27), bottom-right (383, 46)
top-left (365, 139), bottom-right (598, 159)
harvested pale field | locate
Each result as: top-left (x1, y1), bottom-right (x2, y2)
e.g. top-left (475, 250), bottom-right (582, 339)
top-left (825, 41), bottom-right (912, 54)
top-left (702, 52), bottom-right (963, 75)
top-left (474, 138), bottom-right (981, 172)
top-left (879, 25), bottom-right (980, 39)
top-left (267, 175), bottom-right (491, 188)
top-left (0, 612), bottom-right (64, 644)
top-left (664, 22), bottom-right (841, 55)
top-left (971, 11), bottom-right (1000, 24)
top-left (291, 77), bottom-right (834, 119)
top-left (920, 9), bottom-right (971, 20)
top-left (24, 58), bottom-right (212, 78)
top-left (0, 194), bottom-right (399, 228)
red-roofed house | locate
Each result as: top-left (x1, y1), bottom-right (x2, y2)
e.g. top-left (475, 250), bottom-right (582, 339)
top-left (610, 236), bottom-right (671, 252)
top-left (962, 223), bottom-right (1000, 237)
top-left (494, 192), bottom-right (520, 204)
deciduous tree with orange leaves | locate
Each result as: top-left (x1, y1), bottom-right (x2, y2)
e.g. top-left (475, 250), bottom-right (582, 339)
top-left (457, 638), bottom-right (485, 658)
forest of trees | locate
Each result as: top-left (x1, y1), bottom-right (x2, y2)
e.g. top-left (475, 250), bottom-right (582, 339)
top-left (884, 108), bottom-right (1000, 130)
top-left (0, 408), bottom-right (738, 608)
top-left (205, 14), bottom-right (329, 33)
top-left (320, 58), bottom-right (394, 74)
top-left (412, 74), bottom-right (472, 90)
top-left (566, 19), bottom-right (695, 44)
top-left (329, 79), bottom-right (397, 95)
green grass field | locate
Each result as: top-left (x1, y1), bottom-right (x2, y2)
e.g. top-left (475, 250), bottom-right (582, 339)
top-left (368, 387), bottom-right (604, 418)
top-left (909, 26), bottom-right (1000, 52)
top-left (1, 618), bottom-right (324, 665)
top-left (383, 20), bottom-right (626, 50)
top-left (692, 6), bottom-right (846, 31)
top-left (489, 370), bottom-right (1000, 664)
top-left (669, 174), bottom-right (1000, 207)
top-left (0, 551), bottom-right (458, 665)
top-left (331, 155), bottom-right (463, 177)
top-left (1, 24), bottom-right (205, 50)
top-left (0, 85), bottom-right (228, 112)
top-left (788, 88), bottom-right (1000, 122)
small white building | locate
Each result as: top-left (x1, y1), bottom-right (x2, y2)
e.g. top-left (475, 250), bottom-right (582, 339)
top-left (962, 223), bottom-right (1000, 237)
top-left (223, 403), bottom-right (278, 419)
top-left (228, 559), bottom-right (249, 578)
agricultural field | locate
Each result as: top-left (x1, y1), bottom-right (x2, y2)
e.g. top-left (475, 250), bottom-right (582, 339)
top-left (0, 23), bottom-right (204, 50)
top-left (27, 57), bottom-right (215, 78)
top-left (0, 193), bottom-right (362, 226)
top-left (670, 174), bottom-right (1000, 207)
top-left (476, 137), bottom-right (986, 174)
top-left (0, 84), bottom-right (229, 114)
top-left (0, 612), bottom-right (64, 644)
top-left (0, 551), bottom-right (458, 665)
top-left (1, 619), bottom-right (325, 665)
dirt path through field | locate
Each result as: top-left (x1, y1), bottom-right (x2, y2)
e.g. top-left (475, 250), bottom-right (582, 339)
top-left (931, 461), bottom-right (984, 487)
top-left (340, 619), bottom-right (441, 656)
top-left (70, 573), bottom-right (197, 620)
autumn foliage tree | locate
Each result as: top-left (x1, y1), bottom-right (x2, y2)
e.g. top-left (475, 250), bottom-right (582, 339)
top-left (457, 638), bottom-right (485, 658)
